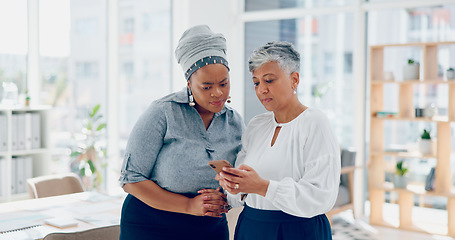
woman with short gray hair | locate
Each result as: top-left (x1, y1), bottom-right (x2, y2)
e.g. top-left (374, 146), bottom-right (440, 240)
top-left (216, 41), bottom-right (340, 239)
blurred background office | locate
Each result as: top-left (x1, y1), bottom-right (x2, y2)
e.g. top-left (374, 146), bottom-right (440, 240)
top-left (0, 0), bottom-right (455, 238)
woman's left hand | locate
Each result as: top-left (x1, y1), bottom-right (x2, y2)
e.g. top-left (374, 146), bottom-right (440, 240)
top-left (197, 188), bottom-right (229, 217)
top-left (218, 164), bottom-right (269, 197)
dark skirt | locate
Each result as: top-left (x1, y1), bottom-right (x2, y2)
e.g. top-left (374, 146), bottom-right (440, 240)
top-left (120, 194), bottom-right (229, 240)
top-left (234, 205), bottom-right (332, 240)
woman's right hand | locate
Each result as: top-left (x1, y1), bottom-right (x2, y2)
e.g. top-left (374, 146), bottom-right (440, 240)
top-left (188, 188), bottom-right (228, 217)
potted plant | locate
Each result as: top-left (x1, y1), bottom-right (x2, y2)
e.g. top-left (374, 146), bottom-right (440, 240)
top-left (70, 104), bottom-right (107, 191)
top-left (403, 58), bottom-right (420, 80)
top-left (418, 129), bottom-right (433, 155)
top-left (447, 67), bottom-right (455, 80)
top-left (393, 160), bottom-right (408, 188)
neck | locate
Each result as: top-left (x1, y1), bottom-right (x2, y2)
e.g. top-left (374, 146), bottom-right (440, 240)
top-left (195, 105), bottom-right (215, 129)
top-left (273, 99), bottom-right (307, 124)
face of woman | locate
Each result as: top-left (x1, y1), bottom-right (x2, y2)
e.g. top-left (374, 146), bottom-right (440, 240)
top-left (188, 63), bottom-right (230, 114)
top-left (252, 61), bottom-right (298, 112)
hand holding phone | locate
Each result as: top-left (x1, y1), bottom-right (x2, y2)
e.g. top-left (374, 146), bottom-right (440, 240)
top-left (208, 160), bottom-right (232, 174)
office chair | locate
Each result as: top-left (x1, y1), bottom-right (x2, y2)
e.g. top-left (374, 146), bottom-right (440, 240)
top-left (43, 225), bottom-right (120, 240)
top-left (27, 172), bottom-right (85, 199)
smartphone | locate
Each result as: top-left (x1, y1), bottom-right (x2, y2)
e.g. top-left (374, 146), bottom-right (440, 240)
top-left (208, 160), bottom-right (233, 174)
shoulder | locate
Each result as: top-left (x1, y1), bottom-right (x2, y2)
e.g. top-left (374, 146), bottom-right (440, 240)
top-left (135, 91), bottom-right (184, 126)
top-left (248, 111), bottom-right (273, 128)
top-left (299, 108), bottom-right (330, 127)
top-left (223, 105), bottom-right (245, 125)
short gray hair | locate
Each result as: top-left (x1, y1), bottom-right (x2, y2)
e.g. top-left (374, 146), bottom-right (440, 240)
top-left (248, 41), bottom-right (300, 75)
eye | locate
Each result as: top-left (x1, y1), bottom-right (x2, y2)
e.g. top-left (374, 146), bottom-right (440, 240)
top-left (220, 83), bottom-right (227, 87)
top-left (253, 82), bottom-right (259, 87)
top-left (265, 79), bottom-right (274, 84)
top-left (203, 86), bottom-right (211, 90)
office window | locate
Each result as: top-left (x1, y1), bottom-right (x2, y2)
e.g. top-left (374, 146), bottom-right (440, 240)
top-left (75, 18), bottom-right (99, 36)
top-left (0, 0), bottom-right (27, 101)
top-left (118, 0), bottom-right (171, 153)
top-left (368, 5), bottom-right (455, 45)
top-left (75, 62), bottom-right (99, 78)
top-left (38, 0), bottom-right (108, 174)
top-left (244, 13), bottom-right (356, 148)
top-left (245, 0), bottom-right (354, 11)
top-left (122, 62), bottom-right (134, 79)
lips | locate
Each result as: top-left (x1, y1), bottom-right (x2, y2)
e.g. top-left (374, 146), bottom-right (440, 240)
top-left (262, 98), bottom-right (272, 103)
top-left (210, 99), bottom-right (226, 106)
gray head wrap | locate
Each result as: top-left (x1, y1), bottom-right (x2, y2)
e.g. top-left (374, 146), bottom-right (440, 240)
top-left (175, 25), bottom-right (229, 80)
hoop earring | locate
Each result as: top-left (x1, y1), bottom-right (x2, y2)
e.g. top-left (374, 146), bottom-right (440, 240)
top-left (188, 88), bottom-right (196, 107)
top-left (227, 96), bottom-right (231, 103)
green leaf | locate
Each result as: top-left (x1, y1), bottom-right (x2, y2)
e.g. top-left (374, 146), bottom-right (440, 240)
top-left (87, 160), bottom-right (96, 173)
top-left (80, 167), bottom-right (86, 177)
top-left (421, 129), bottom-right (431, 139)
top-left (91, 104), bottom-right (100, 118)
top-left (70, 151), bottom-right (82, 157)
top-left (96, 123), bottom-right (106, 131)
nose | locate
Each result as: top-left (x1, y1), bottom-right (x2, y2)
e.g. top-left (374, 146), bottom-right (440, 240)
top-left (257, 82), bottom-right (268, 94)
top-left (211, 87), bottom-right (223, 97)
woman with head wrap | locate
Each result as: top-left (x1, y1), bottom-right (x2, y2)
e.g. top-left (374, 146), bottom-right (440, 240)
top-left (119, 25), bottom-right (244, 240)
top-left (214, 41), bottom-right (340, 239)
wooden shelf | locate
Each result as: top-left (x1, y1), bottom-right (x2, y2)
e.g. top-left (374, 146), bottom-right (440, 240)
top-left (369, 41), bottom-right (455, 237)
top-left (372, 79), bottom-right (455, 85)
top-left (371, 116), bottom-right (450, 122)
top-left (370, 151), bottom-right (437, 159)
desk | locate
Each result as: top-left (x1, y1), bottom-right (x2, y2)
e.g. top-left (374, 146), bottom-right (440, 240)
top-left (0, 191), bottom-right (126, 240)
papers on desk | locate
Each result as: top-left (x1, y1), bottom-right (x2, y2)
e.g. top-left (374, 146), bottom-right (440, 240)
top-left (77, 213), bottom-right (120, 227)
top-left (0, 225), bottom-right (55, 240)
top-left (0, 211), bottom-right (53, 240)
top-left (0, 211), bottom-right (48, 233)
top-left (69, 202), bottom-right (119, 215)
top-left (44, 217), bottom-right (78, 228)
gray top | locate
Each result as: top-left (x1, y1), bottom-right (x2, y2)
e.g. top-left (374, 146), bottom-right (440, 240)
top-left (119, 88), bottom-right (245, 195)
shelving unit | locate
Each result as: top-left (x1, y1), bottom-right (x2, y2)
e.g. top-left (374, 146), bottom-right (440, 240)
top-left (369, 42), bottom-right (455, 236)
top-left (0, 106), bottom-right (51, 202)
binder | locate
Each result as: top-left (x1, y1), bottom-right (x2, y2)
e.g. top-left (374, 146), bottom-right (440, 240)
top-left (16, 157), bottom-right (26, 194)
top-left (31, 113), bottom-right (41, 149)
top-left (11, 114), bottom-right (18, 151)
top-left (16, 113), bottom-right (26, 150)
top-left (0, 115), bottom-right (7, 152)
top-left (0, 158), bottom-right (5, 197)
top-left (24, 156), bottom-right (33, 187)
top-left (25, 113), bottom-right (33, 150)
top-left (11, 157), bottom-right (17, 194)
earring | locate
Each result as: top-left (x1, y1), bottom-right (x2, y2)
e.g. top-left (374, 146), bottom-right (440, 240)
top-left (227, 96), bottom-right (231, 103)
top-left (188, 88), bottom-right (196, 107)
top-left (293, 89), bottom-right (297, 95)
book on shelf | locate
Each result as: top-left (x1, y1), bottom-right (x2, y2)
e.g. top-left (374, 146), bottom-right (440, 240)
top-left (425, 167), bottom-right (436, 191)
top-left (374, 111), bottom-right (398, 118)
top-left (16, 113), bottom-right (26, 150)
top-left (31, 112), bottom-right (41, 149)
top-left (0, 114), bottom-right (7, 152)
top-left (0, 157), bottom-right (5, 197)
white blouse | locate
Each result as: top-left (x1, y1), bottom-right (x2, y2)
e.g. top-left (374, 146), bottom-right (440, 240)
top-left (228, 108), bottom-right (341, 218)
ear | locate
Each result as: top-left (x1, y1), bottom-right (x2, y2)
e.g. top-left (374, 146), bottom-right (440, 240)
top-left (290, 72), bottom-right (299, 89)
top-left (187, 80), bottom-right (191, 90)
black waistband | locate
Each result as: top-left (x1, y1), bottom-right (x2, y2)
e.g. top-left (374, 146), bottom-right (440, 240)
top-left (241, 204), bottom-right (323, 223)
